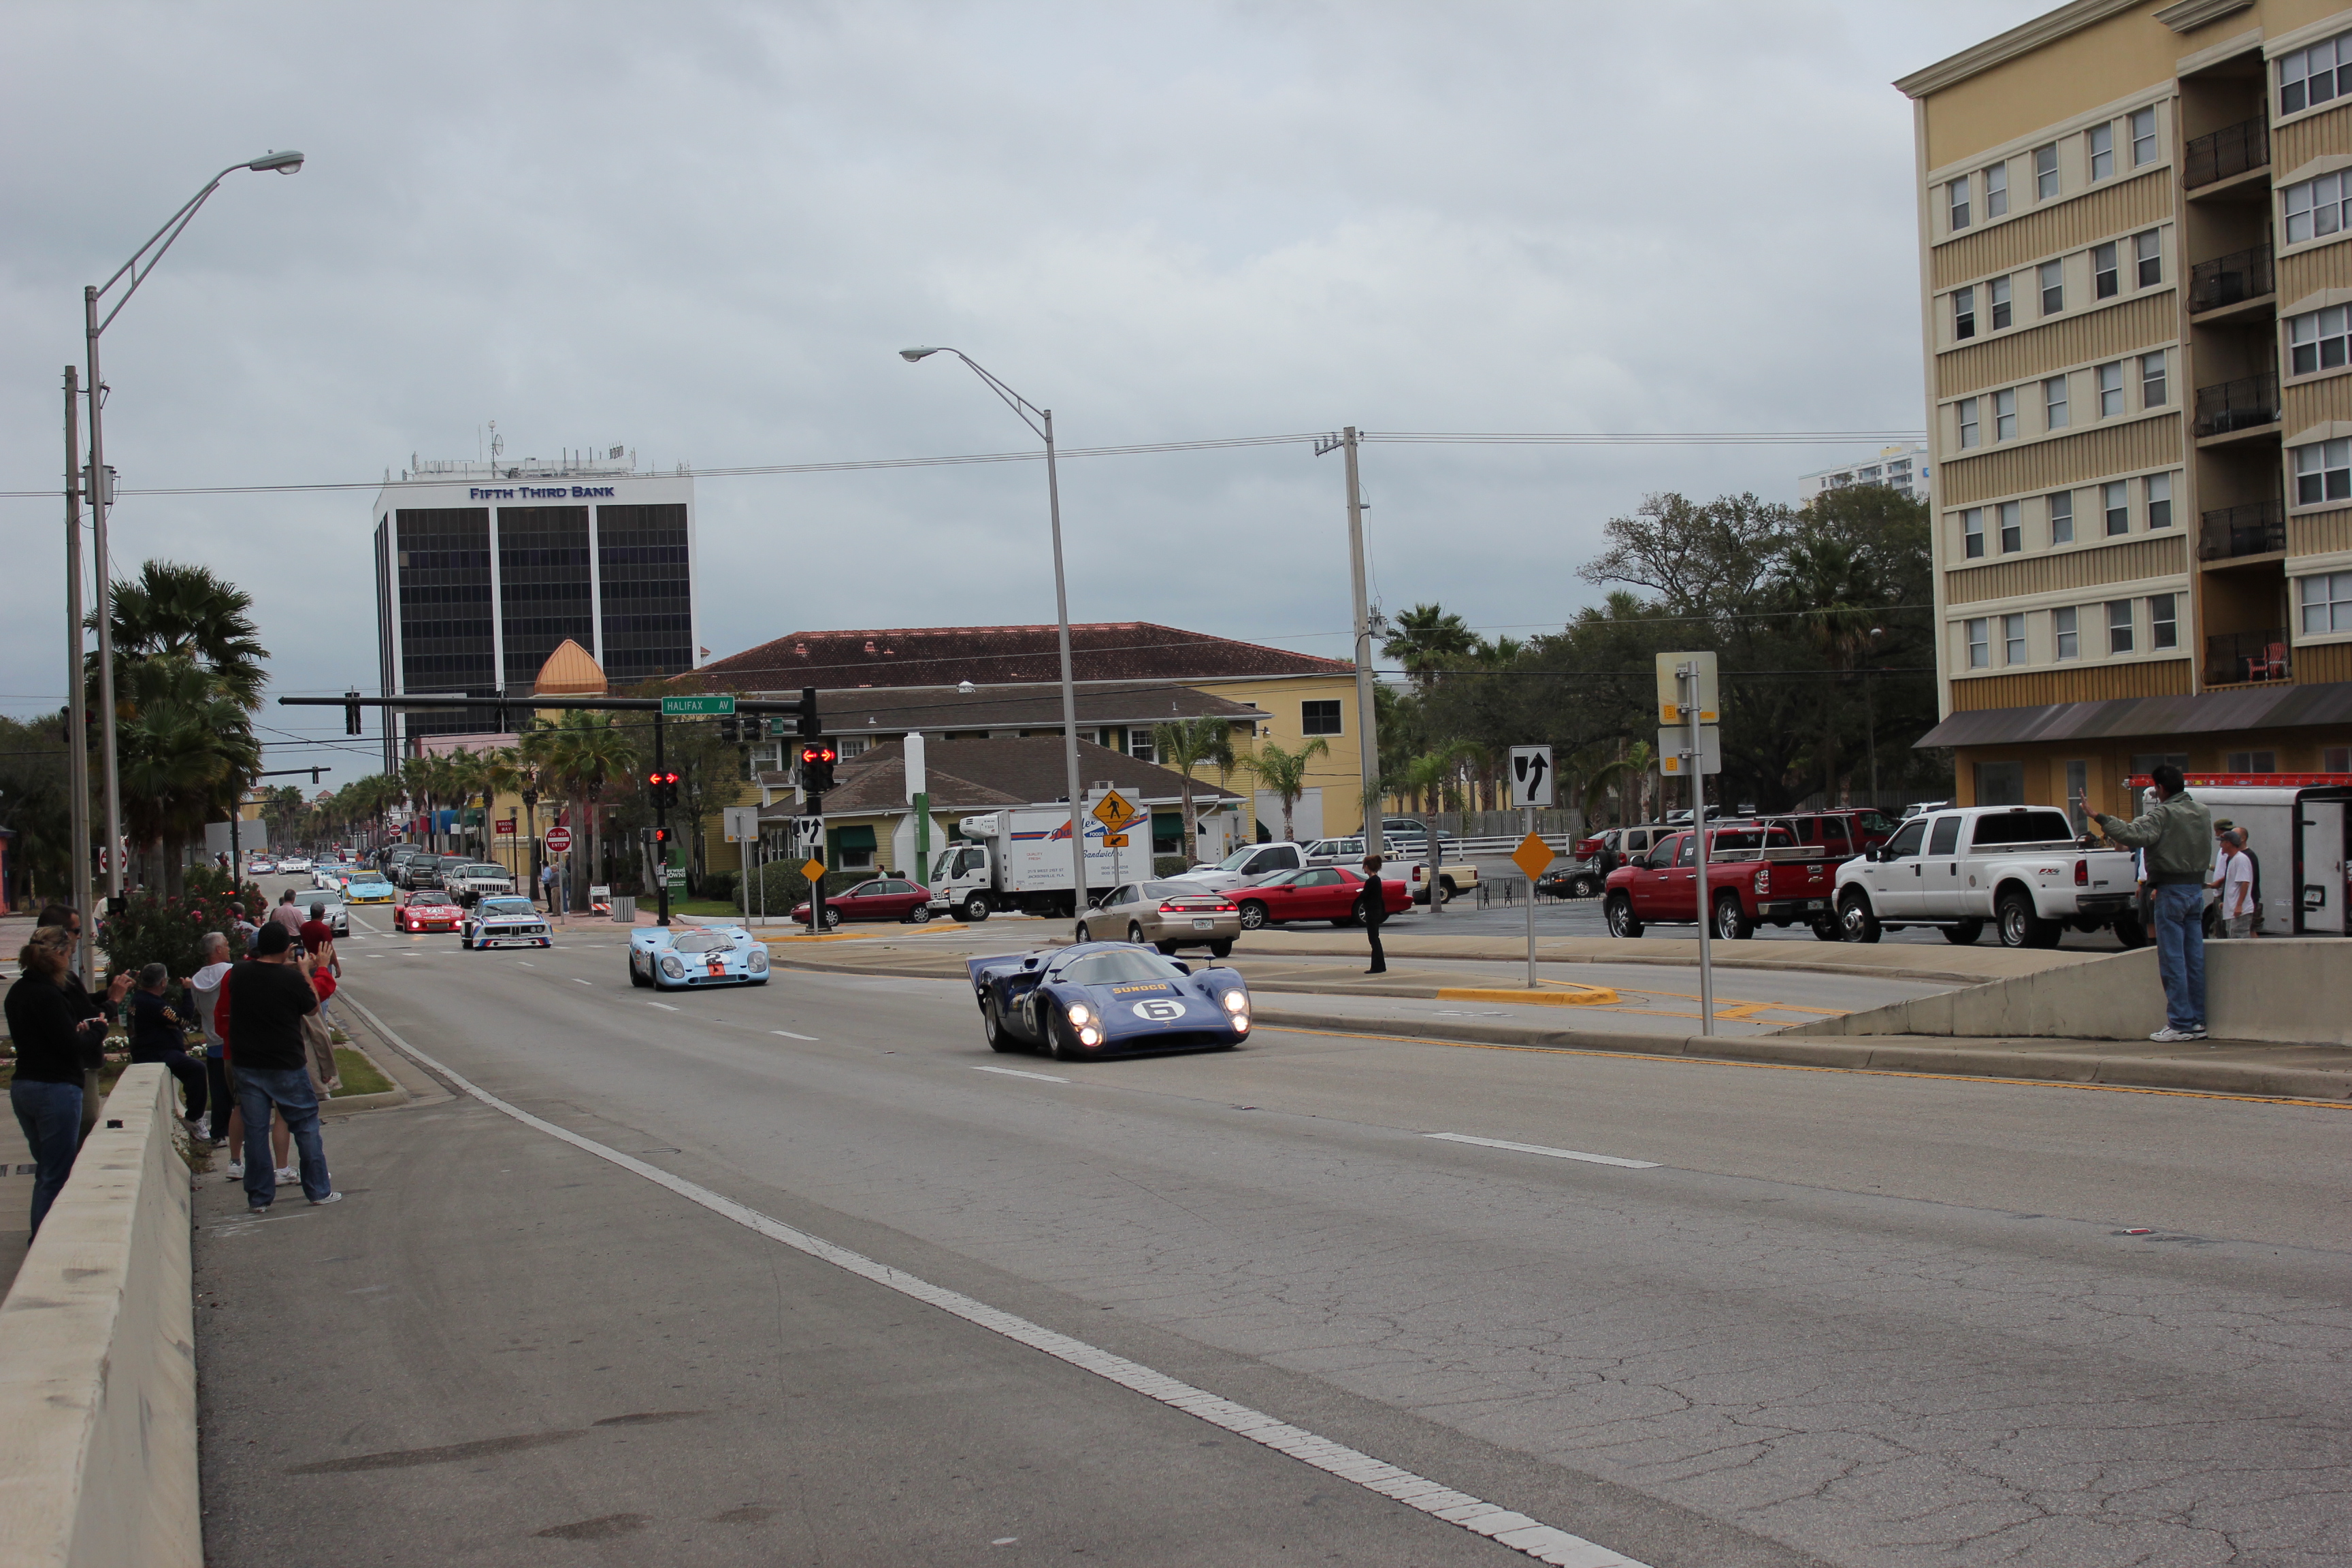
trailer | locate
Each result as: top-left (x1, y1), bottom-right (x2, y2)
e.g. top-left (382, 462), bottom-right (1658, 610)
top-left (2153, 777), bottom-right (2352, 936)
top-left (927, 809), bottom-right (1128, 921)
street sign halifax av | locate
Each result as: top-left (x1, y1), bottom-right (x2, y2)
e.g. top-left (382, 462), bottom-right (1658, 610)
top-left (544, 826), bottom-right (574, 853)
top-left (1510, 831), bottom-right (1556, 881)
top-left (1507, 746), bottom-right (1554, 808)
top-left (662, 693), bottom-right (736, 717)
top-left (1655, 651), bottom-right (1720, 725)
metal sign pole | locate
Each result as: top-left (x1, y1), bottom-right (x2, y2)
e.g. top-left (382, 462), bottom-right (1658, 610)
top-left (1524, 802), bottom-right (1537, 989)
top-left (1685, 662), bottom-right (1713, 1036)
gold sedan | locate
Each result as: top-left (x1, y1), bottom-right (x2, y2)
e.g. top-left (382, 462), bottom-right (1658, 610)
top-left (1076, 880), bottom-right (1240, 958)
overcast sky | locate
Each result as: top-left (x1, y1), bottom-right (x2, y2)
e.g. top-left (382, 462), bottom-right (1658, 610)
top-left (1, 1), bottom-right (2050, 781)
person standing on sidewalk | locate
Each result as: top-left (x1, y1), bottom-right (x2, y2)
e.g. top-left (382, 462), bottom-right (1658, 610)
top-left (227, 921), bottom-right (338, 1213)
top-left (2219, 830), bottom-right (2257, 941)
top-left (2094, 764), bottom-right (2214, 1042)
top-left (1360, 854), bottom-right (1389, 975)
top-left (7, 927), bottom-right (129, 1238)
top-left (39, 902), bottom-right (116, 1145)
top-left (184, 932), bottom-right (235, 1146)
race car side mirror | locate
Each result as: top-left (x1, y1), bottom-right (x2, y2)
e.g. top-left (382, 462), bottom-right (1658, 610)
top-left (1169, 960), bottom-right (1190, 976)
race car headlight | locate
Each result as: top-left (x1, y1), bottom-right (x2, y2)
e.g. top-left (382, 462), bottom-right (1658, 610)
top-left (747, 949), bottom-right (768, 972)
top-left (659, 956), bottom-right (685, 978)
top-left (1230, 1013), bottom-right (1249, 1030)
top-left (1078, 1027), bottom-right (1101, 1047)
top-left (1066, 1003), bottom-right (1092, 1025)
top-left (1221, 990), bottom-right (1247, 1012)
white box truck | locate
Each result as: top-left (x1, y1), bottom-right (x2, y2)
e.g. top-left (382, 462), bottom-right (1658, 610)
top-left (928, 810), bottom-right (1134, 921)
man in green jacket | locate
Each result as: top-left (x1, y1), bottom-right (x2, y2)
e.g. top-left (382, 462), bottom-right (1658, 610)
top-left (2093, 764), bottom-right (2213, 1041)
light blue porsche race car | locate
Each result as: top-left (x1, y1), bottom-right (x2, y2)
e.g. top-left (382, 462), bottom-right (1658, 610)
top-left (628, 923), bottom-right (771, 990)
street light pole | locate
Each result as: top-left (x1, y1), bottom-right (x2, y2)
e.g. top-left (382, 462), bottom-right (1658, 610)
top-left (63, 368), bottom-right (95, 981)
top-left (900, 347), bottom-right (1089, 917)
top-left (81, 149), bottom-right (304, 901)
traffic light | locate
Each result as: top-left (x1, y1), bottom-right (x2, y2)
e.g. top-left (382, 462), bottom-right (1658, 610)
top-left (652, 825), bottom-right (671, 847)
top-left (344, 690), bottom-right (363, 735)
top-left (646, 769), bottom-right (681, 808)
top-left (798, 740), bottom-right (837, 795)
top-left (717, 715), bottom-right (742, 747)
top-left (797, 685), bottom-right (821, 739)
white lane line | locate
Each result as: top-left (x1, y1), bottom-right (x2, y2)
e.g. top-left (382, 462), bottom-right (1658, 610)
top-left (970, 1065), bottom-right (1069, 1083)
top-left (572, 978), bottom-right (594, 986)
top-left (338, 995), bottom-right (1650, 1568)
top-left (1424, 1133), bottom-right (1660, 1170)
top-left (771, 1029), bottom-right (818, 1041)
top-left (517, 962), bottom-right (536, 968)
top-left (647, 1001), bottom-right (679, 1011)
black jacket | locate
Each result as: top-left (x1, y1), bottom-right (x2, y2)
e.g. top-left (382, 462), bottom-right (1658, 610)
top-left (5, 975), bottom-right (96, 1084)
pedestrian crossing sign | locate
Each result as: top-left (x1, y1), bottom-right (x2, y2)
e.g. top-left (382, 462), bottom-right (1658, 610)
top-left (1091, 789), bottom-right (1139, 830)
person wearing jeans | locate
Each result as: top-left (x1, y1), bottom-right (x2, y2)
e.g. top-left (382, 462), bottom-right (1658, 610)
top-left (2095, 764), bottom-right (2215, 1041)
top-left (233, 1067), bottom-right (332, 1208)
top-left (5, 925), bottom-right (131, 1237)
top-left (225, 921), bottom-right (338, 1213)
top-left (2147, 883), bottom-right (2207, 1038)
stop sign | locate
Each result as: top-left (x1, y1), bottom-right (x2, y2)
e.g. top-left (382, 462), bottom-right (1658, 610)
top-left (544, 826), bottom-right (573, 853)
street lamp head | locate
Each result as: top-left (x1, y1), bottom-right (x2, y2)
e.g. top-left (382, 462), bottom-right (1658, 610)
top-left (247, 150), bottom-right (305, 174)
top-left (898, 346), bottom-right (942, 363)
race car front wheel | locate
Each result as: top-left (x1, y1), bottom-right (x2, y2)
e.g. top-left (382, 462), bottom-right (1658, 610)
top-left (1049, 1010), bottom-right (1087, 1063)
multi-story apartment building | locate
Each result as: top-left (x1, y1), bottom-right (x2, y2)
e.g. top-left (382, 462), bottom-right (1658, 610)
top-left (1902, 0), bottom-right (2352, 817)
top-left (1797, 443), bottom-right (1933, 504)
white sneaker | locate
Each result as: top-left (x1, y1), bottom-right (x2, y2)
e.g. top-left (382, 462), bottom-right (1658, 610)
top-left (2149, 1026), bottom-right (2194, 1042)
top-left (274, 1166), bottom-right (297, 1182)
top-left (309, 1191), bottom-right (342, 1206)
top-left (225, 1162), bottom-right (244, 1181)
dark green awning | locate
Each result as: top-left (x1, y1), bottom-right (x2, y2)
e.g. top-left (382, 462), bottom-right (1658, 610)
top-left (831, 825), bottom-right (877, 850)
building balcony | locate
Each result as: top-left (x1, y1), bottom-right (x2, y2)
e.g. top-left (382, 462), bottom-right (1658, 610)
top-left (2205, 628), bottom-right (2290, 687)
top-left (2189, 243), bottom-right (2273, 313)
top-left (2193, 370), bottom-right (2281, 437)
top-left (2199, 500), bottom-right (2287, 560)
top-left (2183, 115), bottom-right (2269, 190)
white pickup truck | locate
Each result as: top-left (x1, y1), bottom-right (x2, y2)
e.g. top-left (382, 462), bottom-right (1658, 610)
top-left (1833, 804), bottom-right (2144, 949)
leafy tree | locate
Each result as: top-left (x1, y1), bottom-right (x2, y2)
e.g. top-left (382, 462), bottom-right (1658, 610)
top-left (1241, 737), bottom-right (1329, 842)
top-left (0, 712), bottom-right (74, 903)
top-left (1150, 715), bottom-right (1236, 862)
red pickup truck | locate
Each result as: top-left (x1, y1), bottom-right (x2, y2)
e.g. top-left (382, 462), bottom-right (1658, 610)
top-left (1602, 825), bottom-right (1842, 941)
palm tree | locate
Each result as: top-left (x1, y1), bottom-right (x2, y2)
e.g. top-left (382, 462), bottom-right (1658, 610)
top-left (1239, 737), bottom-right (1329, 843)
top-left (522, 713), bottom-right (638, 906)
top-left (1380, 603), bottom-right (1476, 692)
top-left (1585, 740), bottom-right (1657, 828)
top-left (113, 655), bottom-right (257, 893)
top-left (400, 755), bottom-right (440, 850)
top-left (1151, 716), bottom-right (1236, 863)
top-left (98, 560), bottom-right (268, 710)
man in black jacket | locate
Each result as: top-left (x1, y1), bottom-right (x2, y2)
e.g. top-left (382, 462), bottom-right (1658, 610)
top-left (228, 923), bottom-right (339, 1213)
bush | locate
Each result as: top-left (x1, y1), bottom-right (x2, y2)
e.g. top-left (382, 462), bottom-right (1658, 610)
top-left (99, 881), bottom-right (263, 983)
top-left (698, 870), bottom-right (737, 904)
top-left (1153, 855), bottom-right (1190, 878)
top-left (737, 862), bottom-right (868, 915)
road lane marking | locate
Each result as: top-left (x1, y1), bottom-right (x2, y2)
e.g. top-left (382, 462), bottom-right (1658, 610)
top-left (572, 979), bottom-right (594, 986)
top-left (971, 1066), bottom-right (1069, 1083)
top-left (338, 994), bottom-right (1652, 1568)
top-left (647, 1002), bottom-right (679, 1011)
top-left (771, 1030), bottom-right (818, 1041)
top-left (1424, 1133), bottom-right (1660, 1169)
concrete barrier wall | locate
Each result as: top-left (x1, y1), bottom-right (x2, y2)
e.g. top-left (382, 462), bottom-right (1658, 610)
top-left (1787, 939), bottom-right (2351, 1045)
top-left (0, 1064), bottom-right (201, 1568)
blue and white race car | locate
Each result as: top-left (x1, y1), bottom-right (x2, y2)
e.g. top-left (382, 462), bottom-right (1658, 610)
top-left (967, 942), bottom-right (1250, 1060)
top-left (459, 896), bottom-right (553, 950)
top-left (628, 923), bottom-right (770, 990)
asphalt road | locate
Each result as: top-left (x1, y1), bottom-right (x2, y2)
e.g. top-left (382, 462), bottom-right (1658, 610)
top-left (194, 883), bottom-right (2352, 1567)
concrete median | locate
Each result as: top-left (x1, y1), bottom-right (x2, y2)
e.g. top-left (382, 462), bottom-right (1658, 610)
top-left (0, 1064), bottom-right (200, 1568)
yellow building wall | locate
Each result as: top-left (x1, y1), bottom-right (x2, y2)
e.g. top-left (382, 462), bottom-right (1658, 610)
top-left (1186, 674), bottom-right (1366, 837)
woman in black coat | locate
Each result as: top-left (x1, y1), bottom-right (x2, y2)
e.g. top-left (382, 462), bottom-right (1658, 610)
top-left (7, 926), bottom-right (131, 1237)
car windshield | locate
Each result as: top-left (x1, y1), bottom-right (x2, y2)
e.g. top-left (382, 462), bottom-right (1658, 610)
top-left (479, 898), bottom-right (536, 915)
top-left (410, 896), bottom-right (455, 908)
top-left (1056, 949), bottom-right (1190, 986)
top-left (1215, 847), bottom-right (1264, 870)
top-left (670, 931), bottom-right (736, 953)
top-left (1145, 881), bottom-right (1208, 900)
top-left (351, 875), bottom-right (387, 885)
top-left (1251, 870), bottom-right (1301, 888)
top-left (461, 865), bottom-right (503, 877)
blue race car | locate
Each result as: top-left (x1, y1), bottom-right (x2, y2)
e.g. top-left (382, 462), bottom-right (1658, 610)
top-left (629, 923), bottom-right (770, 990)
top-left (967, 942), bottom-right (1250, 1060)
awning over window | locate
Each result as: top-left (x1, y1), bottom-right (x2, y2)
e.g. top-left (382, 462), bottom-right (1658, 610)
top-left (1916, 680), bottom-right (2352, 749)
top-left (830, 824), bottom-right (877, 850)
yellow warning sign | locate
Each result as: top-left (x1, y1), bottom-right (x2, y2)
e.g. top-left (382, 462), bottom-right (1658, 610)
top-left (1510, 830), bottom-right (1556, 882)
top-left (1104, 834), bottom-right (1130, 849)
top-left (1091, 789), bottom-right (1139, 829)
top-left (800, 858), bottom-right (828, 882)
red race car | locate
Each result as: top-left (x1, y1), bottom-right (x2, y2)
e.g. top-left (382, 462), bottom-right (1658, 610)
top-left (397, 890), bottom-right (464, 933)
top-left (1232, 866), bottom-right (1410, 930)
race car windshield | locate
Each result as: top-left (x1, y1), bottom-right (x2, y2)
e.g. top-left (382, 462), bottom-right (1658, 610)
top-left (1056, 949), bottom-right (1189, 986)
top-left (479, 898), bottom-right (536, 915)
top-left (669, 932), bottom-right (734, 953)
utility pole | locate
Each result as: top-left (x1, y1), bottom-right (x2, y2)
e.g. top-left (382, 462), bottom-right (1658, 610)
top-left (1684, 660), bottom-right (1714, 1036)
top-left (84, 292), bottom-right (123, 908)
top-left (63, 368), bottom-right (95, 983)
top-left (1319, 427), bottom-right (1384, 859)
top-left (654, 710), bottom-right (670, 927)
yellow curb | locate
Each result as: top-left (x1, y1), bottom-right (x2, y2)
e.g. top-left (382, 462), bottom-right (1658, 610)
top-left (1435, 985), bottom-right (1620, 1007)
top-left (758, 921), bottom-right (969, 945)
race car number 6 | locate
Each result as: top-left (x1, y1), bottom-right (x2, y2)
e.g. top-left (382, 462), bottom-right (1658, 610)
top-left (1132, 1000), bottom-right (1185, 1022)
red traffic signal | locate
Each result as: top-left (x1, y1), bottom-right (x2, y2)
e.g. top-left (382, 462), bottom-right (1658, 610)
top-left (797, 742), bottom-right (838, 768)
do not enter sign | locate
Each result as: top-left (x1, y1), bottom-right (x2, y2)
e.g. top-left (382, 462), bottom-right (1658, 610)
top-left (544, 826), bottom-right (574, 854)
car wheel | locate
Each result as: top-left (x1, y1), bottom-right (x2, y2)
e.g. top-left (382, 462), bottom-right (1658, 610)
top-left (1049, 1009), bottom-right (1086, 1062)
top-left (1604, 894), bottom-right (1642, 938)
top-left (1809, 914), bottom-right (1841, 942)
top-left (819, 908), bottom-right (841, 931)
top-left (1997, 891), bottom-right (2060, 949)
top-left (902, 905), bottom-right (928, 924)
top-left (1839, 889), bottom-right (1882, 943)
top-left (1126, 921), bottom-right (1147, 946)
top-left (2112, 915), bottom-right (2147, 950)
top-left (962, 894), bottom-right (990, 923)
top-left (629, 955), bottom-right (650, 987)
top-left (1237, 902), bottom-right (1268, 931)
top-left (1350, 896), bottom-right (1373, 927)
top-left (1073, 921), bottom-right (1092, 943)
top-left (1155, 941), bottom-right (1181, 956)
top-left (982, 995), bottom-right (1019, 1054)
top-left (1942, 919), bottom-right (1984, 946)
top-left (1713, 894), bottom-right (1752, 941)
top-left (1571, 874), bottom-right (1601, 899)
top-left (1208, 940), bottom-right (1233, 958)
top-left (1431, 880), bottom-right (1453, 906)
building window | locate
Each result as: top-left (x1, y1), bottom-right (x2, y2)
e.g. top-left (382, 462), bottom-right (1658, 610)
top-left (2034, 142), bottom-right (2058, 199)
top-left (2088, 122), bottom-right (2113, 182)
top-left (2283, 170), bottom-right (2352, 244)
top-left (1975, 762), bottom-right (2025, 806)
top-left (2107, 599), bottom-right (2134, 654)
top-left (1994, 387), bottom-right (2017, 441)
top-left (1128, 732), bottom-right (1156, 762)
top-left (2097, 361), bottom-right (2124, 417)
top-left (2054, 605), bottom-right (2079, 659)
top-left (2134, 229), bottom-right (2162, 287)
top-left (2003, 612), bottom-right (2026, 665)
top-left (1958, 397), bottom-right (1980, 449)
top-left (2302, 569), bottom-right (2352, 632)
top-left (1989, 276), bottom-right (2012, 330)
top-left (2280, 30), bottom-right (2351, 115)
top-left (2040, 259), bottom-right (2064, 315)
top-left (1999, 500), bottom-right (2022, 553)
top-left (2044, 376), bottom-right (2069, 430)
top-left (1948, 177), bottom-right (1970, 231)
top-left (2293, 436), bottom-right (2352, 505)
top-left (2093, 242), bottom-right (2119, 299)
top-left (2049, 490), bottom-right (2074, 544)
top-left (1984, 162), bottom-right (2008, 218)
top-left (2149, 593), bottom-right (2178, 649)
top-left (2224, 750), bottom-right (2278, 773)
top-left (2140, 351), bottom-right (2167, 407)
top-left (2146, 471), bottom-right (2172, 529)
top-left (2104, 480), bottom-right (2129, 536)
top-left (1953, 286), bottom-right (1976, 340)
top-left (2287, 304), bottom-right (2351, 375)
top-left (2065, 760), bottom-right (2090, 827)
top-left (2130, 107), bottom-right (2157, 167)
top-left (837, 736), bottom-right (869, 758)
top-left (1965, 618), bottom-right (1989, 668)
top-left (1962, 507), bottom-right (1985, 558)
top-left (1301, 700), bottom-right (1343, 736)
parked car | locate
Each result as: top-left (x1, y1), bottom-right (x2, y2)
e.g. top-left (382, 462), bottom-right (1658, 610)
top-left (1228, 866), bottom-right (1411, 930)
top-left (791, 876), bottom-right (934, 930)
top-left (1834, 804), bottom-right (2142, 948)
top-left (1603, 824), bottom-right (1843, 941)
top-left (1755, 810), bottom-right (1899, 861)
top-left (1899, 800), bottom-right (1953, 820)
top-left (1075, 880), bottom-right (1239, 956)
top-left (1176, 842), bottom-right (1308, 892)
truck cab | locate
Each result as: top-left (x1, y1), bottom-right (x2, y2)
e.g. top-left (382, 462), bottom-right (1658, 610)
top-left (1603, 824), bottom-right (1839, 941)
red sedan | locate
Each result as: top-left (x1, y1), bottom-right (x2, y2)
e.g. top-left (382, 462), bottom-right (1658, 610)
top-left (789, 876), bottom-right (935, 930)
top-left (1232, 866), bottom-right (1410, 930)
top-left (397, 891), bottom-right (463, 933)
